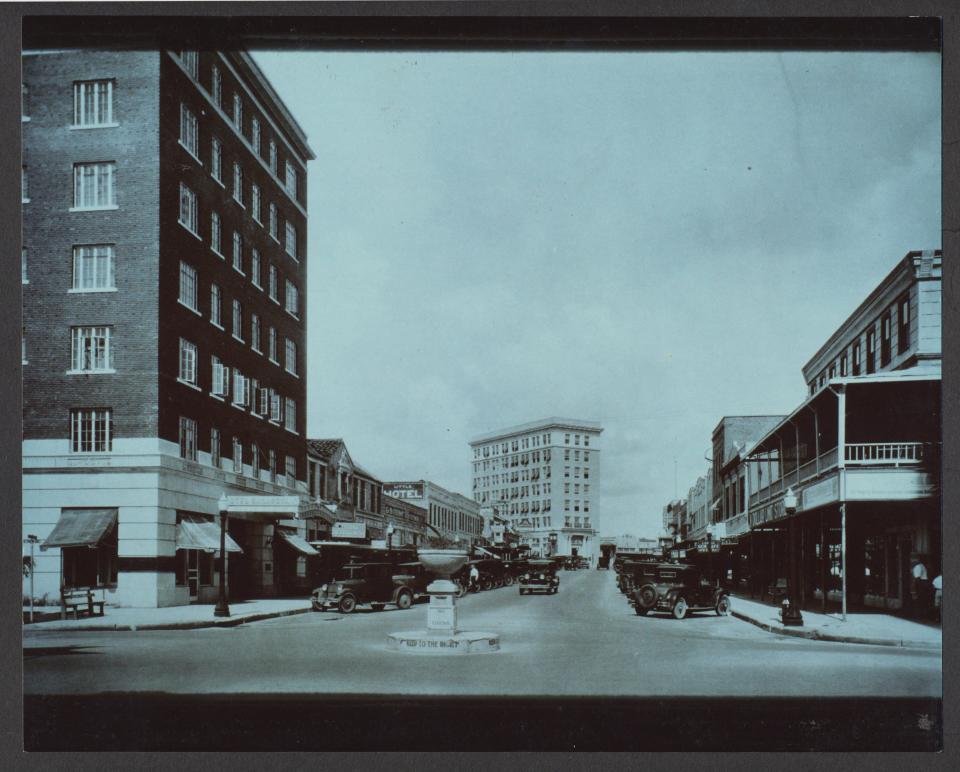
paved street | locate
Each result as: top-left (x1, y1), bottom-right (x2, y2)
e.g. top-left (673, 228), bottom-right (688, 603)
top-left (23, 570), bottom-right (940, 697)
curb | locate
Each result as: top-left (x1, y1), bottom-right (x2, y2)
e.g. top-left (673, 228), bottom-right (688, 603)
top-left (731, 609), bottom-right (942, 650)
top-left (24, 606), bottom-right (313, 633)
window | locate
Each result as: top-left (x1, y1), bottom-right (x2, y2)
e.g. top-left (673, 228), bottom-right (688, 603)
top-left (232, 299), bottom-right (243, 340)
top-left (584, 436), bottom-right (589, 447)
top-left (211, 357), bottom-right (229, 397)
top-left (21, 82), bottom-right (28, 119)
top-left (209, 285), bottom-right (222, 328)
top-left (880, 313), bottom-right (891, 367)
top-left (21, 247), bottom-right (28, 283)
top-left (268, 265), bottom-right (278, 301)
top-left (210, 427), bottom-right (221, 468)
top-left (270, 390), bottom-right (282, 422)
top-left (211, 138), bottom-right (222, 183)
top-left (72, 245), bottom-right (115, 290)
top-left (269, 203), bottom-right (278, 240)
top-left (179, 417), bottom-right (197, 461)
top-left (178, 182), bottom-right (197, 234)
top-left (286, 454), bottom-right (297, 481)
top-left (179, 262), bottom-right (198, 311)
top-left (73, 80), bottom-right (114, 127)
top-left (232, 231), bottom-right (243, 272)
top-left (828, 364), bottom-right (836, 379)
top-left (269, 449), bottom-right (277, 482)
top-left (269, 139), bottom-right (277, 172)
top-left (251, 117), bottom-right (261, 155)
top-left (251, 184), bottom-right (261, 223)
top-left (208, 212), bottom-right (222, 255)
top-left (71, 326), bottom-right (113, 372)
top-left (284, 280), bottom-right (299, 316)
top-left (232, 437), bottom-right (243, 473)
top-left (284, 161), bottom-right (298, 196)
top-left (564, 449), bottom-right (570, 461)
top-left (268, 327), bottom-right (277, 362)
top-left (853, 342), bottom-right (862, 376)
top-left (180, 51), bottom-right (198, 78)
top-left (232, 370), bottom-right (248, 407)
top-left (73, 162), bottom-right (116, 209)
top-left (250, 314), bottom-right (261, 351)
top-left (70, 408), bottom-right (112, 453)
top-left (232, 92), bottom-right (243, 129)
top-left (232, 162), bottom-right (243, 205)
top-left (840, 354), bottom-right (847, 377)
top-left (179, 104), bottom-right (198, 157)
top-left (575, 434), bottom-right (580, 445)
top-left (898, 295), bottom-right (910, 354)
top-left (284, 221), bottom-right (298, 259)
top-left (178, 338), bottom-right (197, 384)
top-left (258, 386), bottom-right (270, 416)
top-left (21, 166), bottom-right (28, 202)
top-left (284, 338), bottom-right (297, 375)
top-left (252, 444), bottom-right (261, 477)
top-left (565, 434), bottom-right (570, 444)
top-left (210, 64), bottom-right (222, 107)
top-left (251, 249), bottom-right (262, 288)
top-left (866, 329), bottom-right (876, 374)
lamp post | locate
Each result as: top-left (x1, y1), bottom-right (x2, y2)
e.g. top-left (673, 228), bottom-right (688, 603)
top-left (24, 534), bottom-right (39, 623)
top-left (780, 487), bottom-right (803, 626)
top-left (214, 507), bottom-right (231, 618)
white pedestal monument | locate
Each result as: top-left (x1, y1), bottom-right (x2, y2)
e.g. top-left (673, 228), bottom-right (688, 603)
top-left (387, 549), bottom-right (500, 654)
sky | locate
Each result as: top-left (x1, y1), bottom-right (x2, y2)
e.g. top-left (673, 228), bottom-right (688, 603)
top-left (251, 50), bottom-right (940, 539)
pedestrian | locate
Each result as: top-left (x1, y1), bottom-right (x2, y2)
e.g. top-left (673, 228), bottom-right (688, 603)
top-left (910, 553), bottom-right (930, 617)
top-left (469, 562), bottom-right (480, 592)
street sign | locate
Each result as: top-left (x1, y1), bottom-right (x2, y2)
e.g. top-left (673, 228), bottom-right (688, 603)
top-left (333, 522), bottom-right (367, 539)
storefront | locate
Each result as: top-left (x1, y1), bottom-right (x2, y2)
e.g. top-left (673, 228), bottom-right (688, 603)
top-left (41, 508), bottom-right (119, 597)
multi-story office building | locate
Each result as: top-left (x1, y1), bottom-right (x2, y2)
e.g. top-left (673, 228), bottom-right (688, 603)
top-left (22, 48), bottom-right (314, 607)
top-left (469, 418), bottom-right (603, 560)
top-left (382, 481), bottom-right (483, 547)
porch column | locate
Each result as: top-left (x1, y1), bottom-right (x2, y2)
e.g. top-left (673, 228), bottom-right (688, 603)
top-left (820, 511), bottom-right (828, 614)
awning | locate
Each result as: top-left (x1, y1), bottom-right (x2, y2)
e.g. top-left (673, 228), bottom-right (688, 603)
top-left (277, 529), bottom-right (319, 556)
top-left (176, 515), bottom-right (242, 553)
top-left (42, 508), bottom-right (117, 550)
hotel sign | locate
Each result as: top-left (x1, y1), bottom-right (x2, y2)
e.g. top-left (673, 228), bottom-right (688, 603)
top-left (384, 483), bottom-right (424, 500)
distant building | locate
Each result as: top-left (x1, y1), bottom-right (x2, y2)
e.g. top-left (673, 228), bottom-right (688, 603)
top-left (661, 499), bottom-right (685, 539)
top-left (382, 481), bottom-right (483, 547)
top-left (381, 494), bottom-right (428, 548)
top-left (306, 439), bottom-right (386, 539)
top-left (469, 417), bottom-right (603, 560)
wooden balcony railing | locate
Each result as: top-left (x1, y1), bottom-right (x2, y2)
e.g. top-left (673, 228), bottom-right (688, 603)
top-left (845, 442), bottom-right (926, 465)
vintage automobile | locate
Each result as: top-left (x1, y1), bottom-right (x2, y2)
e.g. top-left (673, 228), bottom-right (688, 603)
top-left (518, 559), bottom-right (560, 595)
top-left (631, 563), bottom-right (731, 619)
top-left (617, 558), bottom-right (660, 597)
top-left (394, 561), bottom-right (432, 600)
top-left (311, 561), bottom-right (419, 613)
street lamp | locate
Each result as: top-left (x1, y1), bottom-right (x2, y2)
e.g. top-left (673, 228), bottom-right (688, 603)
top-left (24, 534), bottom-right (39, 623)
top-left (214, 505), bottom-right (230, 618)
top-left (780, 487), bottom-right (803, 626)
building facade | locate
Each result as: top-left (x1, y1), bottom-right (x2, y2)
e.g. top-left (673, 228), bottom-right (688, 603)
top-left (22, 48), bottom-right (314, 607)
top-left (381, 495), bottom-right (429, 548)
top-left (718, 250), bottom-right (942, 615)
top-left (469, 418), bottom-right (603, 560)
top-left (306, 439), bottom-right (387, 539)
top-left (382, 481), bottom-right (483, 547)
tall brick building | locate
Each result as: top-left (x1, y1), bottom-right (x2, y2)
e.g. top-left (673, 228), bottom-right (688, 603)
top-left (22, 48), bottom-right (315, 607)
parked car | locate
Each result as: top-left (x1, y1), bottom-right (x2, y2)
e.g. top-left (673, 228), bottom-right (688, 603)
top-left (518, 559), bottom-right (560, 595)
top-left (395, 561), bottom-right (432, 600)
top-left (631, 563), bottom-right (731, 619)
top-left (311, 562), bottom-right (418, 613)
top-left (618, 558), bottom-right (660, 597)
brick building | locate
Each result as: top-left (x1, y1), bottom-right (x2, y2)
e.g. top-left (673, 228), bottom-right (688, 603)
top-left (22, 48), bottom-right (315, 607)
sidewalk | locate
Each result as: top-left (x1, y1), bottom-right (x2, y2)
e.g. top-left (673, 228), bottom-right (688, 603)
top-left (730, 595), bottom-right (941, 650)
top-left (22, 598), bottom-right (313, 633)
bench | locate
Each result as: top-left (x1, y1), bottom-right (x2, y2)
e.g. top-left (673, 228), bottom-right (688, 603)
top-left (767, 578), bottom-right (788, 603)
top-left (62, 588), bottom-right (105, 620)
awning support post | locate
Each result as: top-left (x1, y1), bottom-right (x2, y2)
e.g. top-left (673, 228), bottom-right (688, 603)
top-left (214, 509), bottom-right (231, 618)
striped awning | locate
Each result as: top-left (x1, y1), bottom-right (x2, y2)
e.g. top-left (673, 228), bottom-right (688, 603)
top-left (42, 508), bottom-right (117, 550)
top-left (176, 515), bottom-right (242, 553)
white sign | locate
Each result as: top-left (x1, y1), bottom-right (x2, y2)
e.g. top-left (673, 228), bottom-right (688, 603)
top-left (384, 483), bottom-right (424, 499)
top-left (218, 494), bottom-right (301, 515)
top-left (332, 522), bottom-right (367, 539)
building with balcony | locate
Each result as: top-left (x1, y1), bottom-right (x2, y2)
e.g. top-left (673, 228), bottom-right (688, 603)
top-left (382, 481), bottom-right (483, 547)
top-left (723, 250), bottom-right (941, 614)
top-left (22, 48), bottom-right (314, 607)
top-left (469, 418), bottom-right (603, 560)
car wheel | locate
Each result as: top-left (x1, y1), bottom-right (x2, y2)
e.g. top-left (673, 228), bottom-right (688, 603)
top-left (635, 605), bottom-right (650, 616)
top-left (715, 595), bottom-right (731, 616)
top-left (456, 582), bottom-right (468, 599)
top-left (311, 601), bottom-right (322, 612)
top-left (672, 597), bottom-right (689, 620)
top-left (338, 594), bottom-right (357, 614)
top-left (480, 577), bottom-right (493, 592)
top-left (504, 574), bottom-right (514, 586)
top-left (635, 584), bottom-right (658, 612)
top-left (396, 589), bottom-right (413, 610)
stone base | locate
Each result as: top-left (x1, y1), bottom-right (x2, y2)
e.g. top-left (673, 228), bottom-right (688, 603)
top-left (387, 630), bottom-right (501, 655)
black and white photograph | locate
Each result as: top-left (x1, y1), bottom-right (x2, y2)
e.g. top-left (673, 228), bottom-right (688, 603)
top-left (11, 6), bottom-right (949, 754)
